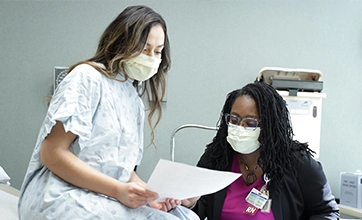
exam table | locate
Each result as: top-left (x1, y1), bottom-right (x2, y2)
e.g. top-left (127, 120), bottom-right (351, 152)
top-left (0, 184), bottom-right (20, 220)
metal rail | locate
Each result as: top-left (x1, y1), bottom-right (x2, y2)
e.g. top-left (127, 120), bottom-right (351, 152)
top-left (170, 124), bottom-right (218, 161)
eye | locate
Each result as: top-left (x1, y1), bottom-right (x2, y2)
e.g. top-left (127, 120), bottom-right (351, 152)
top-left (229, 115), bottom-right (240, 125)
top-left (243, 118), bottom-right (258, 128)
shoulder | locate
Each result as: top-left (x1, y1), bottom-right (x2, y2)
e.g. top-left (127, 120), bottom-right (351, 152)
top-left (292, 150), bottom-right (318, 169)
top-left (68, 63), bottom-right (104, 80)
top-left (197, 148), bottom-right (220, 170)
top-left (197, 152), bottom-right (209, 168)
top-left (52, 63), bottom-right (106, 103)
top-left (197, 145), bottom-right (234, 171)
top-left (290, 150), bottom-right (328, 186)
top-left (57, 63), bottom-right (107, 92)
top-left (287, 149), bottom-right (339, 218)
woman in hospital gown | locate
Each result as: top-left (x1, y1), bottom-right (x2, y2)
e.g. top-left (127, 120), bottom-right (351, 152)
top-left (18, 5), bottom-right (199, 220)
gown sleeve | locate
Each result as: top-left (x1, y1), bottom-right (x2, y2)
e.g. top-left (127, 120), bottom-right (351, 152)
top-left (45, 64), bottom-right (101, 145)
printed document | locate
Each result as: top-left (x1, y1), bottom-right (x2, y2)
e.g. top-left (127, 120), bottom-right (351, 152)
top-left (146, 159), bottom-right (241, 201)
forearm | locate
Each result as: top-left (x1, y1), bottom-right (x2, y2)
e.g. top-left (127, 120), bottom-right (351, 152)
top-left (40, 121), bottom-right (157, 209)
top-left (41, 145), bottom-right (123, 199)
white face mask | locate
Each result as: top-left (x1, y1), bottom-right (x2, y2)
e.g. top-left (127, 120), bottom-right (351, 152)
top-left (226, 123), bottom-right (261, 154)
top-left (123, 53), bottom-right (162, 81)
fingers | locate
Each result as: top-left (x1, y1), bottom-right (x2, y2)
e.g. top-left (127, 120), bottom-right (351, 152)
top-left (118, 182), bottom-right (186, 211)
top-left (117, 182), bottom-right (159, 209)
top-left (131, 187), bottom-right (159, 205)
top-left (181, 196), bottom-right (200, 207)
top-left (164, 198), bottom-right (181, 211)
top-left (144, 189), bottom-right (159, 202)
top-left (149, 201), bottom-right (167, 211)
top-left (149, 198), bottom-right (182, 212)
top-left (130, 182), bottom-right (158, 198)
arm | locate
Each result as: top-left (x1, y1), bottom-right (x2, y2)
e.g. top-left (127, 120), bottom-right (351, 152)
top-left (296, 153), bottom-right (340, 219)
top-left (190, 153), bottom-right (211, 219)
top-left (182, 196), bottom-right (201, 208)
top-left (40, 121), bottom-right (158, 209)
top-left (149, 196), bottom-right (200, 212)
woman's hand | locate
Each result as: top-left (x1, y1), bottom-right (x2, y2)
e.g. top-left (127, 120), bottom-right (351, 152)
top-left (115, 182), bottom-right (159, 209)
top-left (181, 196), bottom-right (200, 209)
top-left (149, 198), bottom-right (181, 211)
top-left (149, 196), bottom-right (201, 212)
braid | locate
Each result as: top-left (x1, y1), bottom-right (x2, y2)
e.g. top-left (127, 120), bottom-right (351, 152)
top-left (251, 83), bottom-right (294, 189)
top-left (202, 90), bottom-right (237, 171)
top-left (203, 82), bottom-right (312, 192)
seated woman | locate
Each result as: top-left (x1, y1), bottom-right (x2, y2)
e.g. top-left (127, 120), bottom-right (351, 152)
top-left (191, 82), bottom-right (339, 219)
top-left (18, 5), bottom-right (198, 220)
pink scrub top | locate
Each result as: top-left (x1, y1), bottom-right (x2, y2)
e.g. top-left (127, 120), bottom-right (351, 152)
top-left (220, 154), bottom-right (274, 220)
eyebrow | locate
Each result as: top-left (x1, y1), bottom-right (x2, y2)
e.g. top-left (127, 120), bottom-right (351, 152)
top-left (146, 43), bottom-right (164, 48)
top-left (230, 112), bottom-right (258, 119)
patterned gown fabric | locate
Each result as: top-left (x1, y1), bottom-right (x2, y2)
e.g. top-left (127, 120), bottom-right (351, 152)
top-left (18, 64), bottom-right (199, 220)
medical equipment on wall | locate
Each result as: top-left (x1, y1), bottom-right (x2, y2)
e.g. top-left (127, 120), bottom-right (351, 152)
top-left (54, 66), bottom-right (69, 91)
top-left (256, 67), bottom-right (326, 158)
top-left (340, 170), bottom-right (362, 209)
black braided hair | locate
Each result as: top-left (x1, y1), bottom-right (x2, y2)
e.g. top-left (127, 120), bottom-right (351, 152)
top-left (202, 81), bottom-right (313, 192)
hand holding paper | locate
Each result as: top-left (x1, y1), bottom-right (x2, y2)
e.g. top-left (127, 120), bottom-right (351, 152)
top-left (146, 159), bottom-right (241, 201)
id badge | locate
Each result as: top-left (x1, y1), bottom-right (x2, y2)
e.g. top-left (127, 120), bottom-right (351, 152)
top-left (245, 188), bottom-right (269, 209)
top-left (261, 199), bottom-right (272, 213)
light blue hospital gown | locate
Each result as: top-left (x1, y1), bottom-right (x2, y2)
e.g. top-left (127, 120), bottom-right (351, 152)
top-left (18, 64), bottom-right (199, 220)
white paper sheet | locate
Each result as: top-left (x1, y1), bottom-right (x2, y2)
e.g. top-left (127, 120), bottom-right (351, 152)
top-left (146, 159), bottom-right (241, 201)
top-left (0, 166), bottom-right (11, 185)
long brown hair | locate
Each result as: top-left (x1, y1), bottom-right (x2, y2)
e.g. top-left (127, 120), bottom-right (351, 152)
top-left (68, 5), bottom-right (171, 144)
